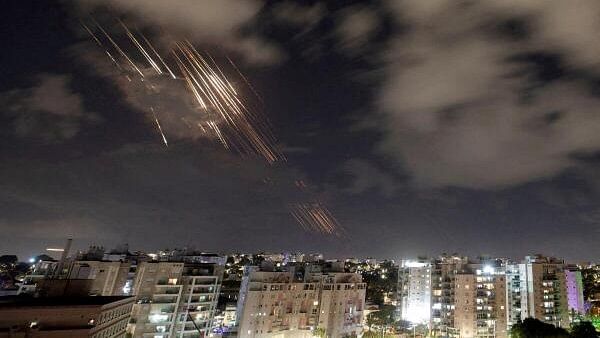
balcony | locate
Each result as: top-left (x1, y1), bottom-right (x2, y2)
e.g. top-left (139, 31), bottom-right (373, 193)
top-left (152, 305), bottom-right (176, 313)
top-left (153, 298), bottom-right (178, 305)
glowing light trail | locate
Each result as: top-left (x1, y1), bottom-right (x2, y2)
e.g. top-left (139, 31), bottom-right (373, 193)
top-left (81, 17), bottom-right (344, 236)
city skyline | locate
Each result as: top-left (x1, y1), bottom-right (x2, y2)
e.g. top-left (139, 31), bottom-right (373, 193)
top-left (2, 1), bottom-right (600, 261)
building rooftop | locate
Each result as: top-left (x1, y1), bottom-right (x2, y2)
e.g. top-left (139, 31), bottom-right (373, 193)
top-left (0, 295), bottom-right (132, 308)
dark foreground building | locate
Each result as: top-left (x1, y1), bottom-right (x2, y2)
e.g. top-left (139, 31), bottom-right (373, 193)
top-left (0, 295), bottom-right (133, 337)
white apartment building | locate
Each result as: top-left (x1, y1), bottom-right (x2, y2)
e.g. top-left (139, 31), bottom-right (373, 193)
top-left (128, 261), bottom-right (223, 338)
top-left (398, 260), bottom-right (432, 325)
top-left (236, 267), bottom-right (366, 338)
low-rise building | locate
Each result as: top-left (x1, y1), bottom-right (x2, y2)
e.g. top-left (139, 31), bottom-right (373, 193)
top-left (69, 261), bottom-right (131, 296)
top-left (0, 295), bottom-right (133, 338)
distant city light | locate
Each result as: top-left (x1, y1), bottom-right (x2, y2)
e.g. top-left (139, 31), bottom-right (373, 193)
top-left (483, 265), bottom-right (495, 274)
top-left (28, 258), bottom-right (35, 263)
top-left (404, 261), bottom-right (428, 268)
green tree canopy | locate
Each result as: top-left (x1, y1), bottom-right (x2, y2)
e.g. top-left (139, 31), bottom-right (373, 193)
top-left (570, 321), bottom-right (599, 338)
top-left (510, 318), bottom-right (570, 338)
top-left (312, 327), bottom-right (327, 338)
top-left (367, 304), bottom-right (396, 328)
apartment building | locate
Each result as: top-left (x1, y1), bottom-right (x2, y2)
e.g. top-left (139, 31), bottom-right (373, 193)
top-left (0, 295), bottom-right (133, 338)
top-left (505, 263), bottom-right (522, 326)
top-left (398, 260), bottom-right (432, 325)
top-left (69, 260), bottom-right (131, 296)
top-left (430, 255), bottom-right (471, 338)
top-left (564, 266), bottom-right (585, 316)
top-left (128, 261), bottom-right (223, 338)
top-left (237, 270), bottom-right (319, 338)
top-left (507, 255), bottom-right (568, 328)
top-left (314, 272), bottom-right (366, 337)
top-left (236, 265), bottom-right (366, 338)
top-left (396, 254), bottom-right (584, 338)
top-left (19, 245), bottom-right (146, 297)
top-left (454, 264), bottom-right (507, 338)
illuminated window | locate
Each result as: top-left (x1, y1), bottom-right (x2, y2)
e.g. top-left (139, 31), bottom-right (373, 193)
top-left (168, 278), bottom-right (178, 285)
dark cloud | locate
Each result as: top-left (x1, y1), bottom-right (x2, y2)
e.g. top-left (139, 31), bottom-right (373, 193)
top-left (271, 1), bottom-right (325, 30)
top-left (1, 73), bottom-right (98, 141)
top-left (75, 0), bottom-right (283, 65)
top-left (334, 5), bottom-right (381, 54)
top-left (341, 159), bottom-right (400, 197)
top-left (371, 0), bottom-right (600, 189)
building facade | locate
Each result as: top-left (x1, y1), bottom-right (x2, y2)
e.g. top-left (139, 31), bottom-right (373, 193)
top-left (236, 267), bottom-right (366, 338)
top-left (393, 255), bottom-right (585, 338)
top-left (398, 260), bottom-right (432, 325)
top-left (0, 296), bottom-right (133, 338)
top-left (564, 266), bottom-right (585, 316)
top-left (128, 261), bottom-right (223, 338)
top-left (511, 256), bottom-right (570, 328)
top-left (430, 255), bottom-right (471, 338)
top-left (69, 261), bottom-right (131, 296)
top-left (453, 264), bottom-right (507, 338)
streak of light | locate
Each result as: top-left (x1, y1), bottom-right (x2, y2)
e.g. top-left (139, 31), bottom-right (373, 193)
top-left (119, 20), bottom-right (163, 75)
top-left (93, 19), bottom-right (145, 78)
top-left (81, 18), bottom-right (346, 236)
top-left (46, 248), bottom-right (65, 252)
top-left (227, 56), bottom-right (263, 104)
top-left (151, 107), bottom-right (168, 148)
top-left (289, 202), bottom-right (345, 237)
top-left (140, 31), bottom-right (176, 79)
top-left (80, 21), bottom-right (102, 47)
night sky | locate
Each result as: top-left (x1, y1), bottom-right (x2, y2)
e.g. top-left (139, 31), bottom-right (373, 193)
top-left (1, 0), bottom-right (600, 261)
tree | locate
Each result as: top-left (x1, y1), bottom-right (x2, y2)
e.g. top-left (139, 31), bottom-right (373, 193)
top-left (366, 305), bottom-right (396, 337)
top-left (362, 261), bottom-right (399, 306)
top-left (570, 321), bottom-right (599, 338)
top-left (581, 268), bottom-right (600, 300)
top-left (312, 327), bottom-right (327, 338)
top-left (510, 318), bottom-right (570, 338)
top-left (362, 331), bottom-right (394, 338)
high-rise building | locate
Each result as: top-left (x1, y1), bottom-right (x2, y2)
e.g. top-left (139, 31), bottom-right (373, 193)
top-left (313, 271), bottom-right (366, 337)
top-left (236, 265), bottom-right (366, 338)
top-left (394, 254), bottom-right (584, 338)
top-left (398, 260), bottom-right (431, 325)
top-left (430, 255), bottom-right (471, 338)
top-left (564, 266), bottom-right (585, 316)
top-left (504, 263), bottom-right (522, 326)
top-left (453, 263), bottom-right (507, 338)
top-left (508, 255), bottom-right (570, 328)
top-left (128, 260), bottom-right (223, 337)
